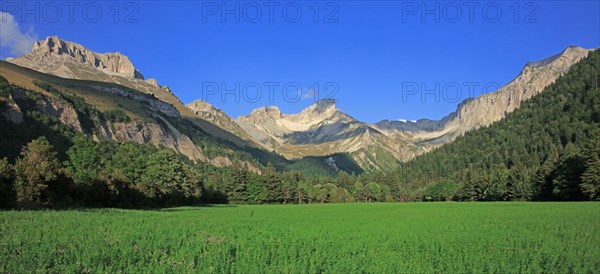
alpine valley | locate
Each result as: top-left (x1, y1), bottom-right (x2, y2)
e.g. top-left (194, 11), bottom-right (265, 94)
top-left (2, 1), bottom-right (600, 271)
top-left (1, 36), bottom-right (599, 205)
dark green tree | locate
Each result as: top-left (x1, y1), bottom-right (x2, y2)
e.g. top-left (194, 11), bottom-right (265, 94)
top-left (66, 134), bottom-right (103, 186)
top-left (281, 170), bottom-right (302, 204)
top-left (506, 164), bottom-right (533, 201)
top-left (264, 162), bottom-right (282, 203)
top-left (66, 134), bottom-right (106, 204)
top-left (111, 142), bottom-right (147, 186)
top-left (140, 149), bottom-right (202, 204)
top-left (581, 132), bottom-right (600, 200)
top-left (533, 144), bottom-right (559, 200)
top-left (227, 161), bottom-right (249, 203)
top-left (336, 171), bottom-right (354, 191)
top-left (552, 143), bottom-right (586, 200)
top-left (0, 157), bottom-right (15, 208)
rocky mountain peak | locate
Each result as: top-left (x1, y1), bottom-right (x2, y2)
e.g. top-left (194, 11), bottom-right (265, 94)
top-left (25, 36), bottom-right (144, 80)
top-left (524, 46), bottom-right (589, 70)
top-left (305, 98), bottom-right (337, 112)
top-left (247, 106), bottom-right (282, 119)
top-left (31, 36), bottom-right (62, 53)
top-left (296, 98), bottom-right (339, 121)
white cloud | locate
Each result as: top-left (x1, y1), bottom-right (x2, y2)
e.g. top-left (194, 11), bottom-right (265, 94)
top-left (301, 88), bottom-right (317, 100)
top-left (0, 12), bottom-right (37, 57)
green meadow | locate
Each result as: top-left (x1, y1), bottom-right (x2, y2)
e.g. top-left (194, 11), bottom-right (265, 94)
top-left (1, 203), bottom-right (599, 273)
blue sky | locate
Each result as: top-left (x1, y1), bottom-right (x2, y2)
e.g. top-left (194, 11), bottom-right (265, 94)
top-left (1, 1), bottom-right (599, 123)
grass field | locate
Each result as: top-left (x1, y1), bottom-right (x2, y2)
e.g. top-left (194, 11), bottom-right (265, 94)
top-left (1, 203), bottom-right (599, 273)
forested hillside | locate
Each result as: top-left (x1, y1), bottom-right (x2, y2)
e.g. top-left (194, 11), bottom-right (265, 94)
top-left (395, 49), bottom-right (600, 201)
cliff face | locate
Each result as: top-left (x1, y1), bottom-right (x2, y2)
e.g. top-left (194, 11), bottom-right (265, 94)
top-left (95, 116), bottom-right (208, 162)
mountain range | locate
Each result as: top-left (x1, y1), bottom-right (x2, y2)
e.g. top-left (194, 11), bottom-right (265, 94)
top-left (1, 36), bottom-right (593, 172)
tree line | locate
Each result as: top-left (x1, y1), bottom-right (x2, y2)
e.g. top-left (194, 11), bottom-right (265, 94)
top-left (0, 135), bottom-right (401, 208)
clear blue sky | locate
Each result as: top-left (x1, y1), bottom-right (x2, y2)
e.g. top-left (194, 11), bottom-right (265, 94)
top-left (1, 1), bottom-right (599, 123)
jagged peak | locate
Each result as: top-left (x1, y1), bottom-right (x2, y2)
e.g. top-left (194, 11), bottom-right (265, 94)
top-left (563, 45), bottom-right (588, 53)
top-left (302, 98), bottom-right (337, 114)
top-left (33, 36), bottom-right (90, 56)
top-left (26, 35), bottom-right (145, 80)
top-left (313, 98), bottom-right (337, 107)
top-left (245, 105), bottom-right (282, 117)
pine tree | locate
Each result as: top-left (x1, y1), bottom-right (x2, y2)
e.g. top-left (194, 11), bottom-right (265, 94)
top-left (533, 144), bottom-right (559, 200)
top-left (227, 161), bottom-right (249, 203)
top-left (581, 132), bottom-right (600, 200)
top-left (281, 170), bottom-right (302, 204)
top-left (552, 143), bottom-right (586, 200)
top-left (264, 162), bottom-right (282, 203)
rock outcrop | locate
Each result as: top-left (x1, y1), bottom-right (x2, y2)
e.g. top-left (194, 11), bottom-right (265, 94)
top-left (11, 36), bottom-right (144, 80)
top-left (186, 100), bottom-right (254, 141)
